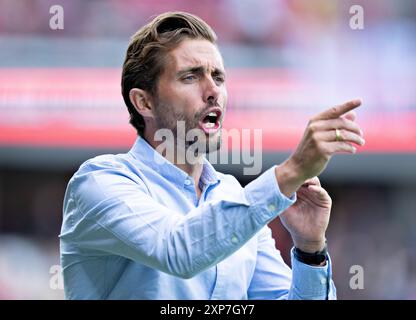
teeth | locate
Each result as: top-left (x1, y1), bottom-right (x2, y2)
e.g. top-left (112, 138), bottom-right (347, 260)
top-left (208, 112), bottom-right (217, 117)
top-left (204, 122), bottom-right (215, 128)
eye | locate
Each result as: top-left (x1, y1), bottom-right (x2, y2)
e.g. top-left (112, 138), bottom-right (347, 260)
top-left (213, 74), bottom-right (225, 84)
top-left (182, 74), bottom-right (197, 82)
top-left (212, 73), bottom-right (225, 84)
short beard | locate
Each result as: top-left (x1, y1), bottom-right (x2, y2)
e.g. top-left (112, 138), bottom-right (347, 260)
top-left (153, 98), bottom-right (222, 155)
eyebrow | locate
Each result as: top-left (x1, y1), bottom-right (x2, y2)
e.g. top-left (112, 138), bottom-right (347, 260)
top-left (176, 66), bottom-right (226, 78)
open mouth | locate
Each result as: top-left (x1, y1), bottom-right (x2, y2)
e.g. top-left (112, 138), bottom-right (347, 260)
top-left (198, 107), bottom-right (222, 134)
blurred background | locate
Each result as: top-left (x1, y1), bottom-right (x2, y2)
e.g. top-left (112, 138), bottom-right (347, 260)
top-left (0, 0), bottom-right (415, 299)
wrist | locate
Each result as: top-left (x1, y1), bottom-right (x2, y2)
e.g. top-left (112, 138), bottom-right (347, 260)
top-left (294, 241), bottom-right (328, 266)
top-left (275, 159), bottom-right (306, 198)
top-left (292, 237), bottom-right (326, 253)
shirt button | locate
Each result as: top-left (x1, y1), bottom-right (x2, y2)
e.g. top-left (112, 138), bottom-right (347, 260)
top-left (184, 179), bottom-right (191, 186)
top-left (320, 278), bottom-right (327, 285)
top-left (268, 204), bottom-right (276, 212)
top-left (231, 235), bottom-right (239, 244)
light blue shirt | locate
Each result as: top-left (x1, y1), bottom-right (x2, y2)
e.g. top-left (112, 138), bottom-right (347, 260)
top-left (60, 137), bottom-right (336, 299)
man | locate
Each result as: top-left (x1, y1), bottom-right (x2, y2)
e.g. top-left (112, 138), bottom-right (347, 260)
top-left (60, 12), bottom-right (365, 299)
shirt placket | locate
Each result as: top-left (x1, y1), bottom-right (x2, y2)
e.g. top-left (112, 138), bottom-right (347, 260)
top-left (209, 260), bottom-right (227, 299)
top-left (183, 177), bottom-right (199, 206)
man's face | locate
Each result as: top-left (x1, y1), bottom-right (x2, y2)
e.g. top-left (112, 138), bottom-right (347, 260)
top-left (152, 38), bottom-right (228, 153)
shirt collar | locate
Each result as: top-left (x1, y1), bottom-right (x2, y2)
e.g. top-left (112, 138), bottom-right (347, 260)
top-left (129, 137), bottom-right (220, 188)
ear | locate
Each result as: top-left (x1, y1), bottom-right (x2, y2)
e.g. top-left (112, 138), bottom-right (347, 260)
top-left (129, 88), bottom-right (155, 118)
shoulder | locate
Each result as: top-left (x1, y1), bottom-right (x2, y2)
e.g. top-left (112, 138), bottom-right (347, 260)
top-left (70, 152), bottom-right (142, 181)
top-left (67, 152), bottom-right (145, 197)
top-left (76, 153), bottom-right (133, 174)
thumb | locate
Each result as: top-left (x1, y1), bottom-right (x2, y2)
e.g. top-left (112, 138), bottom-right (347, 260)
top-left (307, 185), bottom-right (330, 201)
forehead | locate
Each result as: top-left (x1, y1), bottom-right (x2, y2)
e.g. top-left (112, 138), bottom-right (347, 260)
top-left (166, 39), bottom-right (224, 73)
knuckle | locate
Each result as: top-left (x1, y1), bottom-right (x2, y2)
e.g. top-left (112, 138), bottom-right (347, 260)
top-left (309, 122), bottom-right (317, 132)
top-left (330, 106), bottom-right (338, 116)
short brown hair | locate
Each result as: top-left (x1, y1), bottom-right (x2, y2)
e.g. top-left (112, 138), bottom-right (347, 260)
top-left (121, 12), bottom-right (217, 136)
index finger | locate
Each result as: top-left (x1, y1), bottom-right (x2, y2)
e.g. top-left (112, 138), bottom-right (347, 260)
top-left (312, 99), bottom-right (362, 121)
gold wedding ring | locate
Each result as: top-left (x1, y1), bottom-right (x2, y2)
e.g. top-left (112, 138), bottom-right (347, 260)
top-left (335, 129), bottom-right (343, 142)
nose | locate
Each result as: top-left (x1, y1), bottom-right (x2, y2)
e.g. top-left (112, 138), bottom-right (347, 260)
top-left (202, 76), bottom-right (221, 105)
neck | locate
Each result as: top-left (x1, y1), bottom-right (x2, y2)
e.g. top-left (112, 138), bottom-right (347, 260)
top-left (143, 131), bottom-right (204, 189)
top-left (175, 161), bottom-right (204, 185)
